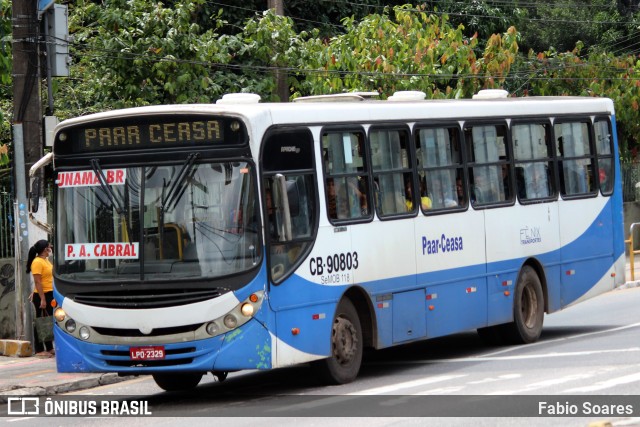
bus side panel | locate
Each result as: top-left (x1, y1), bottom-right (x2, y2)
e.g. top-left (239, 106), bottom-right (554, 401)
top-left (560, 197), bottom-right (616, 307)
top-left (351, 219), bottom-right (417, 347)
top-left (273, 299), bottom-right (337, 366)
top-left (415, 210), bottom-right (487, 337)
top-left (484, 202), bottom-right (560, 324)
top-left (392, 289), bottom-right (427, 343)
top-left (425, 274), bottom-right (487, 338)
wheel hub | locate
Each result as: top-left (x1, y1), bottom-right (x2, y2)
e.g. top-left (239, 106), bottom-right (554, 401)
top-left (332, 316), bottom-right (358, 365)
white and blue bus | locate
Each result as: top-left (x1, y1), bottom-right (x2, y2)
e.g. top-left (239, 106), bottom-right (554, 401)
top-left (32, 89), bottom-right (624, 391)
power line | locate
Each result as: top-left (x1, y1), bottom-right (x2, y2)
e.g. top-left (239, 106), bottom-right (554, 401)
top-left (68, 40), bottom-right (640, 83)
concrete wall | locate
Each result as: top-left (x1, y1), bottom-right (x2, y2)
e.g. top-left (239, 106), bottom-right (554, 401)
top-left (0, 258), bottom-right (15, 339)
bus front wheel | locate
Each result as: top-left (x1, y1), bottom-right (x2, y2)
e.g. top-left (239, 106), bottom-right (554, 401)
top-left (502, 265), bottom-right (544, 344)
top-left (314, 299), bottom-right (363, 385)
top-left (152, 372), bottom-right (203, 392)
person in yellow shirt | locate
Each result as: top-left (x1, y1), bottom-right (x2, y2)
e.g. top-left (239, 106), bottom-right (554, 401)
top-left (26, 239), bottom-right (54, 355)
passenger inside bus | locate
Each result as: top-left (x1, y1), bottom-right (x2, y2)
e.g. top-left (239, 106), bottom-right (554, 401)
top-left (455, 176), bottom-right (465, 205)
top-left (327, 178), bottom-right (349, 219)
top-left (425, 173), bottom-right (457, 208)
top-left (471, 171), bottom-right (498, 204)
top-left (419, 178), bottom-right (433, 210)
top-left (404, 178), bottom-right (415, 211)
top-left (347, 176), bottom-right (368, 216)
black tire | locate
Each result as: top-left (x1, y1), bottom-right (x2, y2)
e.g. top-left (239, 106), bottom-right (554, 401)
top-left (501, 265), bottom-right (544, 344)
top-left (152, 372), bottom-right (203, 391)
top-left (313, 299), bottom-right (363, 385)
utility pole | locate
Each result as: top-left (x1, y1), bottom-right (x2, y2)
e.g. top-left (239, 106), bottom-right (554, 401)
top-left (12, 0), bottom-right (44, 344)
top-left (267, 0), bottom-right (288, 102)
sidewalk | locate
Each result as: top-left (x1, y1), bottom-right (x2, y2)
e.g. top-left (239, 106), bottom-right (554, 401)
top-left (0, 355), bottom-right (134, 401)
top-left (2, 257), bottom-right (640, 401)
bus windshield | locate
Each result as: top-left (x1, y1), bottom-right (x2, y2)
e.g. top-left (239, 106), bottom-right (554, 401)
top-left (55, 161), bottom-right (260, 282)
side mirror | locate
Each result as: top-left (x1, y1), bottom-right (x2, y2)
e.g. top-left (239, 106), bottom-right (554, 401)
top-left (29, 176), bottom-right (41, 213)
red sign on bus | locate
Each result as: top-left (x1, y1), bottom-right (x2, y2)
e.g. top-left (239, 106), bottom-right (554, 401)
top-left (56, 169), bottom-right (126, 188)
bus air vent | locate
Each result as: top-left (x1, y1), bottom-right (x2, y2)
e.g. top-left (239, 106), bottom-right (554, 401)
top-left (472, 89), bottom-right (509, 99)
top-left (216, 93), bottom-right (261, 104)
top-left (387, 91), bottom-right (426, 101)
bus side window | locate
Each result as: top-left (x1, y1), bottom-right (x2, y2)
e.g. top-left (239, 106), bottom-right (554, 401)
top-left (512, 122), bottom-right (555, 202)
top-left (594, 119), bottom-right (614, 195)
top-left (369, 128), bottom-right (413, 217)
top-left (555, 121), bottom-right (597, 197)
top-left (415, 125), bottom-right (464, 212)
top-left (466, 123), bottom-right (510, 206)
top-left (322, 130), bottom-right (371, 222)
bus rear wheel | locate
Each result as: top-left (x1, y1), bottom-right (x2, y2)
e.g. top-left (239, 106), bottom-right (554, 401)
top-left (314, 299), bottom-right (363, 385)
top-left (502, 265), bottom-right (544, 344)
top-left (152, 372), bottom-right (203, 392)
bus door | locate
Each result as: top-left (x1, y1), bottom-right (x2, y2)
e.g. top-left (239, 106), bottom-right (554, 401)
top-left (260, 128), bottom-right (318, 298)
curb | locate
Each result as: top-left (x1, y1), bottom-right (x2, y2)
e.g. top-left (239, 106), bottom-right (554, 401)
top-left (617, 281), bottom-right (640, 290)
top-left (0, 340), bottom-right (33, 357)
top-left (0, 373), bottom-right (136, 402)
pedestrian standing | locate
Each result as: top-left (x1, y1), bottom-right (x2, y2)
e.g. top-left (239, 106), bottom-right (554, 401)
top-left (26, 239), bottom-right (55, 356)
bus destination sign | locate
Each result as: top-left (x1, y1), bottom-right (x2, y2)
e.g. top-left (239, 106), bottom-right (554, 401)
top-left (57, 115), bottom-right (247, 154)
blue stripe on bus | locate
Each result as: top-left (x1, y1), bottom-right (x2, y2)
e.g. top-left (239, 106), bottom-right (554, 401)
top-left (272, 195), bottom-right (621, 355)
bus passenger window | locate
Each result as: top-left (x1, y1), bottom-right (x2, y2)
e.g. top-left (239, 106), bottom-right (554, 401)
top-left (555, 122), bottom-right (596, 197)
top-left (466, 123), bottom-right (511, 206)
top-left (512, 122), bottom-right (555, 202)
top-left (369, 128), bottom-right (413, 217)
top-left (415, 125), bottom-right (465, 212)
top-left (323, 130), bottom-right (371, 221)
top-left (595, 120), bottom-right (614, 195)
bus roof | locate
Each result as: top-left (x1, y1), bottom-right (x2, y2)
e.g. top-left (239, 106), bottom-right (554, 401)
top-left (55, 94), bottom-right (615, 133)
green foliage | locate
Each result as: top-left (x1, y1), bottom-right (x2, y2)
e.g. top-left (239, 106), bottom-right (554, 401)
top-left (279, 5), bottom-right (517, 99)
top-left (516, 1), bottom-right (625, 54)
top-left (53, 0), bottom-right (233, 118)
top-left (0, 0), bottom-right (11, 148)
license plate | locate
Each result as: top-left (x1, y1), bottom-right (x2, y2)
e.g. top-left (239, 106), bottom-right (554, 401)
top-left (129, 346), bottom-right (165, 360)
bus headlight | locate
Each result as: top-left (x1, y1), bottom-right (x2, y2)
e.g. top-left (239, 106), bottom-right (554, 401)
top-left (65, 319), bottom-right (76, 333)
top-left (223, 314), bottom-right (237, 329)
top-left (240, 303), bottom-right (254, 317)
top-left (54, 308), bottom-right (66, 322)
top-left (205, 322), bottom-right (219, 336)
top-left (201, 291), bottom-right (264, 337)
top-left (79, 326), bottom-right (91, 340)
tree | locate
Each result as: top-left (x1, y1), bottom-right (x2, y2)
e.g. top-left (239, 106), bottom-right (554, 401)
top-left (0, 0), bottom-right (12, 172)
top-left (54, 0), bottom-right (234, 118)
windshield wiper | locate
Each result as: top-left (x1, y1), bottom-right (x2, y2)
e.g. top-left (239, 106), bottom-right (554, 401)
top-left (91, 159), bottom-right (124, 214)
top-left (90, 159), bottom-right (132, 243)
top-left (162, 152), bottom-right (199, 212)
